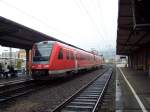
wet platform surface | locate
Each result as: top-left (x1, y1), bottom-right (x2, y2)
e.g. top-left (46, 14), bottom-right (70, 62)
top-left (116, 67), bottom-right (150, 112)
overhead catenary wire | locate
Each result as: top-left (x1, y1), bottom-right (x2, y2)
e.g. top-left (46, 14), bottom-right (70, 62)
top-left (74, 0), bottom-right (104, 51)
top-left (77, 0), bottom-right (116, 57)
top-left (79, 0), bottom-right (105, 41)
top-left (96, 0), bottom-right (109, 41)
top-left (87, 0), bottom-right (115, 50)
top-left (96, 0), bottom-right (116, 50)
top-left (98, 0), bottom-right (117, 49)
top-left (85, 0), bottom-right (107, 41)
top-left (0, 0), bottom-right (116, 55)
top-left (76, 0), bottom-right (114, 52)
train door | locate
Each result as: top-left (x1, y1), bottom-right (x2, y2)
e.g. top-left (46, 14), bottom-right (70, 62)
top-left (74, 50), bottom-right (78, 73)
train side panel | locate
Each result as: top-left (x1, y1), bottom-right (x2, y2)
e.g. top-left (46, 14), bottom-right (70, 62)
top-left (48, 43), bottom-right (76, 76)
top-left (31, 41), bottom-right (102, 79)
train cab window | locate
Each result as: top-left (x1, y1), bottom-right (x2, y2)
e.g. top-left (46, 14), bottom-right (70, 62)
top-left (58, 48), bottom-right (63, 59)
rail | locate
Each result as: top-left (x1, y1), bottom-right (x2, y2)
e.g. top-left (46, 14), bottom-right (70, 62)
top-left (51, 68), bottom-right (113, 112)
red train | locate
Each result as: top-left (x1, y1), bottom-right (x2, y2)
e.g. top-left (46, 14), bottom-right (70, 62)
top-left (31, 41), bottom-right (102, 79)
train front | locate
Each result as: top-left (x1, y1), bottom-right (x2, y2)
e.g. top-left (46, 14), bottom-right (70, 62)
top-left (31, 41), bottom-right (53, 80)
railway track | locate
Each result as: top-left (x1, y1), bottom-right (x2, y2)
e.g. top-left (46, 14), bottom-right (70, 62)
top-left (51, 68), bottom-right (113, 112)
top-left (0, 79), bottom-right (29, 87)
top-left (0, 79), bottom-right (33, 92)
top-left (0, 80), bottom-right (46, 103)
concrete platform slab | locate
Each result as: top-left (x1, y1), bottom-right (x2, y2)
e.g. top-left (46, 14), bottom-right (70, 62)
top-left (117, 67), bottom-right (150, 112)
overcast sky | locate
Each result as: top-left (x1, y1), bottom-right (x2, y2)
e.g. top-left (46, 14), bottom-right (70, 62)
top-left (0, 0), bottom-right (118, 54)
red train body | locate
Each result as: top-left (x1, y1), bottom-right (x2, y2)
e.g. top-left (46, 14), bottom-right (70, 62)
top-left (31, 41), bottom-right (102, 79)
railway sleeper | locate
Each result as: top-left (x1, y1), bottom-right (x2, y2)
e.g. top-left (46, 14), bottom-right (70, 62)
top-left (64, 105), bottom-right (93, 111)
top-left (74, 98), bottom-right (97, 102)
top-left (76, 96), bottom-right (98, 99)
top-left (70, 101), bottom-right (95, 106)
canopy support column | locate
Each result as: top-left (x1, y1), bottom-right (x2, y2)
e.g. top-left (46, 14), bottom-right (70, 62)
top-left (26, 49), bottom-right (30, 77)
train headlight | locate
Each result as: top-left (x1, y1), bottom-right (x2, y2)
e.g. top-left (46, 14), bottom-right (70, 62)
top-left (44, 65), bottom-right (49, 68)
top-left (32, 65), bottom-right (35, 68)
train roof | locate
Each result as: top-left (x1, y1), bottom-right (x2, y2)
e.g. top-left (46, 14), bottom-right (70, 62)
top-left (34, 40), bottom-right (101, 57)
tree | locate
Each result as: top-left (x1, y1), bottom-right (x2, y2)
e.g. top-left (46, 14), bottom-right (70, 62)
top-left (16, 59), bottom-right (22, 69)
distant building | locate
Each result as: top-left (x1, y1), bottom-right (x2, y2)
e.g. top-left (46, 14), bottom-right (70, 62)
top-left (0, 54), bottom-right (2, 64)
top-left (116, 55), bottom-right (128, 67)
top-left (18, 49), bottom-right (26, 60)
top-left (1, 51), bottom-right (18, 59)
top-left (1, 51), bottom-right (18, 67)
top-left (18, 49), bottom-right (26, 68)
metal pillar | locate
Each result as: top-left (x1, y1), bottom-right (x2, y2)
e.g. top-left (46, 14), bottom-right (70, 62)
top-left (143, 48), bottom-right (147, 71)
top-left (131, 55), bottom-right (133, 68)
top-left (131, 54), bottom-right (134, 69)
top-left (9, 47), bottom-right (12, 66)
top-left (25, 49), bottom-right (29, 76)
top-left (128, 55), bottom-right (131, 68)
top-left (131, 0), bottom-right (136, 28)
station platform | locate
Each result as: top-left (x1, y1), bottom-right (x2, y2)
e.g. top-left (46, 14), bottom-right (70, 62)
top-left (0, 74), bottom-right (31, 86)
top-left (116, 67), bottom-right (150, 111)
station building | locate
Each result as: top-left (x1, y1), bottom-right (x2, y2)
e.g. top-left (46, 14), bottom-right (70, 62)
top-left (117, 0), bottom-right (150, 73)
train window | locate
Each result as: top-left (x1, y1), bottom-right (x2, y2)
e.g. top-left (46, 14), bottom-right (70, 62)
top-left (69, 51), bottom-right (71, 60)
top-left (80, 55), bottom-right (82, 60)
top-left (80, 54), bottom-right (82, 60)
top-left (80, 54), bottom-right (84, 60)
top-left (75, 54), bottom-right (78, 60)
top-left (66, 50), bottom-right (69, 60)
top-left (58, 48), bottom-right (63, 59)
top-left (71, 52), bottom-right (74, 60)
top-left (78, 55), bottom-right (80, 60)
top-left (77, 54), bottom-right (80, 60)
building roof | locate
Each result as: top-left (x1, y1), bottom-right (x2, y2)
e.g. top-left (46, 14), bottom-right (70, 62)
top-left (117, 0), bottom-right (150, 55)
top-left (0, 16), bottom-right (91, 53)
top-left (0, 16), bottom-right (65, 50)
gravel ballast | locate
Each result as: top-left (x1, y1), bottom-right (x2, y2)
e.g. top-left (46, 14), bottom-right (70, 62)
top-left (1, 67), bottom-right (106, 112)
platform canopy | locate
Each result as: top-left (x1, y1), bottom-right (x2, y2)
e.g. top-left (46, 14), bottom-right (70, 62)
top-left (117, 0), bottom-right (150, 55)
top-left (0, 16), bottom-right (66, 50)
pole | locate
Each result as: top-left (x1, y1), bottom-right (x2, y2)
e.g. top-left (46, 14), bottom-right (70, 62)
top-left (25, 49), bottom-right (30, 79)
top-left (9, 47), bottom-right (12, 66)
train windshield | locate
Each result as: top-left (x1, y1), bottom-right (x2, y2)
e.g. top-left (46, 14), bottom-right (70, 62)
top-left (32, 42), bottom-right (53, 64)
